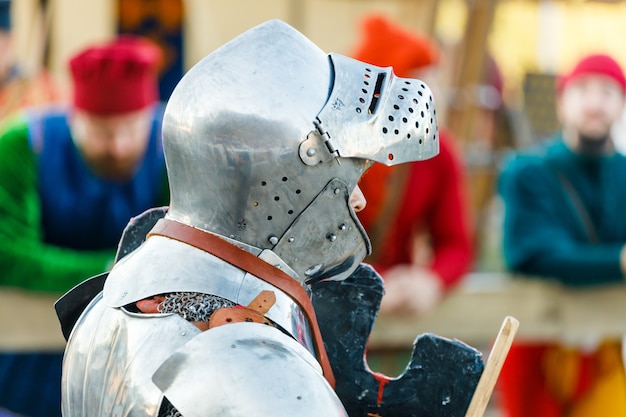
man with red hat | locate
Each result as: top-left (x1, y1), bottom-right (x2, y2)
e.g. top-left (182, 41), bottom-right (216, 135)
top-left (499, 53), bottom-right (626, 417)
top-left (0, 36), bottom-right (167, 417)
top-left (352, 14), bottom-right (474, 316)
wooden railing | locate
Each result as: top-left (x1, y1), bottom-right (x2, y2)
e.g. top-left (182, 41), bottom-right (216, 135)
top-left (0, 289), bottom-right (66, 350)
top-left (368, 272), bottom-right (626, 349)
top-left (3, 272), bottom-right (626, 351)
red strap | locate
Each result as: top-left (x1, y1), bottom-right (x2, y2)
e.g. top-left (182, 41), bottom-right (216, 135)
top-left (147, 218), bottom-right (336, 387)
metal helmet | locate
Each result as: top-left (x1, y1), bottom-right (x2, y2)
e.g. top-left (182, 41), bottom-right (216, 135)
top-left (162, 19), bottom-right (438, 283)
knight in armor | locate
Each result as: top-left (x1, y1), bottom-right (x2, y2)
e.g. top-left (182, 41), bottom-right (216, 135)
top-left (56, 20), bottom-right (484, 417)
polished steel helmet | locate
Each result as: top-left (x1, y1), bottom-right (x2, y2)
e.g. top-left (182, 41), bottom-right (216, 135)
top-left (162, 19), bottom-right (438, 283)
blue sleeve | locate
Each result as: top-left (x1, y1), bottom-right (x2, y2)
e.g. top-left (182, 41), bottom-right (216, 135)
top-left (498, 154), bottom-right (624, 287)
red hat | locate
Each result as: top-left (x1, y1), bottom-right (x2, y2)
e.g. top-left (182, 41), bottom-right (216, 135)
top-left (351, 14), bottom-right (439, 78)
top-left (69, 36), bottom-right (162, 115)
top-left (557, 53), bottom-right (626, 94)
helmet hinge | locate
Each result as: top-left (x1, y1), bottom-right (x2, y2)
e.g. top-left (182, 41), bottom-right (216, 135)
top-left (299, 119), bottom-right (340, 166)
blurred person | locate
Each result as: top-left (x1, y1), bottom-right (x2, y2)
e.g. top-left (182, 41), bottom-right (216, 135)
top-left (498, 53), bottom-right (626, 417)
top-left (0, 36), bottom-right (167, 417)
top-left (0, 0), bottom-right (59, 119)
top-left (351, 14), bottom-right (474, 316)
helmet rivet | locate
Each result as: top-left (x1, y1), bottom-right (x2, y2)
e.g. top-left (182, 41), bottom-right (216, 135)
top-left (338, 223), bottom-right (347, 231)
top-left (288, 237), bottom-right (295, 243)
top-left (334, 188), bottom-right (341, 195)
top-left (306, 148), bottom-right (316, 157)
top-left (269, 236), bottom-right (279, 245)
top-left (326, 233), bottom-right (337, 242)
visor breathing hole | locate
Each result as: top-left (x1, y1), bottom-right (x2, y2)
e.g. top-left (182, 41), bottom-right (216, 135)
top-left (366, 72), bottom-right (386, 114)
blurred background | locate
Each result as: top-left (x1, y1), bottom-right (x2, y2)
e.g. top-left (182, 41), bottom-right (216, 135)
top-left (10, 1), bottom-right (626, 412)
top-left (14, 0), bottom-right (626, 272)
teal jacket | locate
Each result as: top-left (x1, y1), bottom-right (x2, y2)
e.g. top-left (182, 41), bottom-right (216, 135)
top-left (498, 134), bottom-right (626, 286)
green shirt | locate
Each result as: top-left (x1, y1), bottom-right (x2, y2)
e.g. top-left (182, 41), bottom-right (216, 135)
top-left (0, 113), bottom-right (156, 293)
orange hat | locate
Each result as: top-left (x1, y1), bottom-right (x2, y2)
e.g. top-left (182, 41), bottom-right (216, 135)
top-left (69, 36), bottom-right (162, 115)
top-left (351, 14), bottom-right (439, 78)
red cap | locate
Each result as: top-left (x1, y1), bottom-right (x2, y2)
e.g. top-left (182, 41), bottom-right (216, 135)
top-left (557, 53), bottom-right (626, 94)
top-left (351, 14), bottom-right (439, 78)
top-left (69, 36), bottom-right (162, 115)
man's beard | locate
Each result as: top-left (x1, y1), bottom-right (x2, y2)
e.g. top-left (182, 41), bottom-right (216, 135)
top-left (578, 133), bottom-right (611, 156)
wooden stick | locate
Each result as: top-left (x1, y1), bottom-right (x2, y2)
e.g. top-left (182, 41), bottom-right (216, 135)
top-left (465, 316), bottom-right (520, 417)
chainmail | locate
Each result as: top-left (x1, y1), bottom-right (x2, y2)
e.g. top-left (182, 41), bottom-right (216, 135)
top-left (157, 292), bottom-right (236, 322)
top-left (155, 293), bottom-right (235, 417)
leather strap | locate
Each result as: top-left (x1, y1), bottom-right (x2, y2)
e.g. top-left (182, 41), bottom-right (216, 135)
top-left (209, 290), bottom-right (276, 328)
top-left (147, 218), bottom-right (336, 387)
top-left (548, 161), bottom-right (599, 244)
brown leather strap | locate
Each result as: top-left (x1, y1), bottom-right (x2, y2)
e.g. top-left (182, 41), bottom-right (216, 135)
top-left (209, 290), bottom-right (276, 328)
top-left (147, 218), bottom-right (336, 387)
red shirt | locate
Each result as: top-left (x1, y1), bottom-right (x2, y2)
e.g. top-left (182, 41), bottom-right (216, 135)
top-left (357, 128), bottom-right (473, 289)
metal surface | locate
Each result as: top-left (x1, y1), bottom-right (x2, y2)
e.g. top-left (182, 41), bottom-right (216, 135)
top-left (272, 178), bottom-right (369, 283)
top-left (152, 323), bottom-right (348, 417)
top-left (161, 19), bottom-right (439, 282)
top-left (63, 296), bottom-right (343, 417)
top-left (103, 235), bottom-right (316, 354)
top-left (61, 293), bottom-right (200, 417)
top-left (314, 53), bottom-right (439, 165)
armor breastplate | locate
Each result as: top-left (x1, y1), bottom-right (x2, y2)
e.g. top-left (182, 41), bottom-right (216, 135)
top-left (63, 270), bottom-right (346, 416)
top-left (103, 235), bottom-right (317, 354)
